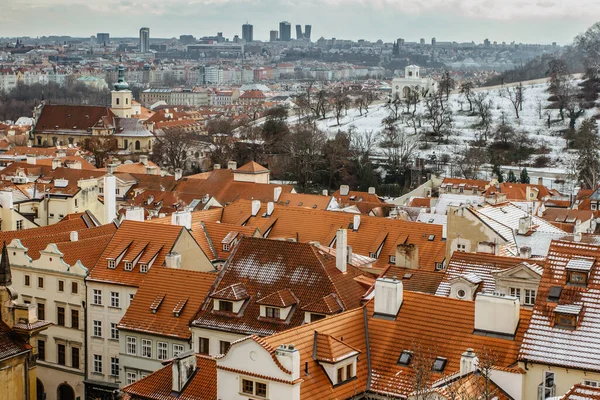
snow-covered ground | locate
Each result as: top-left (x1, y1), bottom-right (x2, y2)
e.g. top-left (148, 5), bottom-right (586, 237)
top-left (289, 80), bottom-right (597, 188)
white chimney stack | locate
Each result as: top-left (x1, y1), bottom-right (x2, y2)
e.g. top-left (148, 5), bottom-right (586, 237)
top-left (171, 351), bottom-right (196, 393)
top-left (322, 189), bottom-right (328, 196)
top-left (474, 293), bottom-right (520, 336)
top-left (335, 229), bottom-right (348, 274)
top-left (0, 190), bottom-right (14, 210)
top-left (126, 207), bottom-right (145, 222)
top-left (374, 277), bottom-right (403, 317)
top-left (340, 185), bottom-right (350, 196)
top-left (165, 252), bottom-right (182, 268)
top-left (228, 160), bottom-right (237, 170)
top-left (274, 187), bottom-right (282, 202)
top-left (251, 200), bottom-right (261, 217)
top-left (368, 187), bottom-right (376, 195)
top-left (275, 344), bottom-right (300, 380)
top-left (171, 210), bottom-right (192, 230)
top-left (103, 174), bottom-right (117, 224)
top-left (519, 246), bottom-right (532, 259)
top-left (460, 348), bottom-right (478, 375)
top-left (70, 231), bottom-right (79, 242)
top-left (174, 168), bottom-right (183, 181)
top-left (26, 154), bottom-right (36, 165)
top-left (107, 164), bottom-right (117, 174)
top-left (353, 214), bottom-right (361, 231)
top-left (266, 201), bottom-right (274, 216)
top-left (52, 158), bottom-right (61, 170)
top-left (139, 155), bottom-right (149, 166)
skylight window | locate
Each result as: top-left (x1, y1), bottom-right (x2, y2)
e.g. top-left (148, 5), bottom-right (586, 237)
top-left (432, 357), bottom-right (447, 372)
top-left (397, 350), bottom-right (412, 365)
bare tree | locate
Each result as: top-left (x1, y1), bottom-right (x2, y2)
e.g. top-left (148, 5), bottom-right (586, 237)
top-left (332, 91), bottom-right (350, 125)
top-left (460, 82), bottom-right (475, 112)
top-left (312, 90), bottom-right (329, 120)
top-left (152, 127), bottom-right (198, 170)
top-left (438, 70), bottom-right (455, 100)
top-left (284, 124), bottom-right (327, 192)
top-left (409, 342), bottom-right (436, 400)
top-left (84, 136), bottom-right (118, 168)
top-left (473, 92), bottom-right (493, 141)
top-left (378, 123), bottom-right (418, 181)
top-left (503, 83), bottom-right (525, 119)
top-left (424, 94), bottom-right (453, 143)
top-left (472, 347), bottom-right (500, 400)
top-left (455, 145), bottom-right (488, 179)
top-left (576, 22), bottom-right (600, 80)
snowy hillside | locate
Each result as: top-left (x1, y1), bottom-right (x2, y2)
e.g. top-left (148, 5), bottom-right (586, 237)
top-left (300, 80), bottom-right (597, 184)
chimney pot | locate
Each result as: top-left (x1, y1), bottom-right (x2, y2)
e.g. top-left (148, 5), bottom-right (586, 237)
top-left (70, 231), bottom-right (78, 242)
top-left (335, 229), bottom-right (348, 274)
top-left (251, 200), bottom-right (261, 217)
top-left (374, 277), bottom-right (403, 316)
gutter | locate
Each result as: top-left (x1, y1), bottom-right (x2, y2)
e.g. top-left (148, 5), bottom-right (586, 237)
top-left (363, 306), bottom-right (372, 391)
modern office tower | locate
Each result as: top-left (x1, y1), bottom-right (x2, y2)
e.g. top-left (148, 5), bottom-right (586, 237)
top-left (304, 25), bottom-right (312, 41)
top-left (296, 25), bottom-right (303, 40)
top-left (242, 23), bottom-right (253, 42)
top-left (270, 30), bottom-right (278, 42)
top-left (420, 38), bottom-right (425, 45)
top-left (139, 27), bottom-right (150, 53)
top-left (279, 21), bottom-right (291, 41)
top-left (432, 37), bottom-right (436, 46)
top-left (96, 33), bottom-right (110, 46)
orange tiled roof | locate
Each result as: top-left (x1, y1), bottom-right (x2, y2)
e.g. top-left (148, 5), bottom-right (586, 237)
top-left (486, 182), bottom-right (554, 201)
top-left (118, 267), bottom-right (216, 339)
top-left (315, 331), bottom-right (361, 363)
top-left (277, 192), bottom-right (333, 210)
top-left (192, 237), bottom-right (369, 336)
top-left (332, 189), bottom-right (382, 204)
top-left (256, 288), bottom-right (298, 307)
top-left (87, 220), bottom-right (188, 287)
top-left (121, 355), bottom-right (216, 400)
top-left (561, 384), bottom-right (600, 399)
top-left (380, 265), bottom-right (445, 294)
top-left (408, 197), bottom-right (432, 208)
top-left (441, 177), bottom-right (489, 190)
top-left (234, 161), bottom-right (268, 173)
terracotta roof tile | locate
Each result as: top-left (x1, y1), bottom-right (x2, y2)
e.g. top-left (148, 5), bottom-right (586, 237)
top-left (314, 331), bottom-right (361, 363)
top-left (561, 384), bottom-right (600, 399)
top-left (33, 104), bottom-right (114, 133)
top-left (256, 289), bottom-right (298, 307)
top-left (234, 161), bottom-right (268, 173)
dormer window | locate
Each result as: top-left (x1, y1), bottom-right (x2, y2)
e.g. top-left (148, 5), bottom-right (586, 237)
top-left (432, 357), bottom-right (447, 372)
top-left (107, 259), bottom-right (115, 269)
top-left (219, 300), bottom-right (233, 312)
top-left (397, 350), bottom-right (413, 365)
top-left (568, 270), bottom-right (588, 286)
top-left (223, 243), bottom-right (229, 252)
top-left (265, 307), bottom-right (280, 319)
top-left (124, 262), bottom-right (133, 271)
top-left (554, 304), bottom-right (582, 330)
top-left (389, 255), bottom-right (396, 264)
top-left (140, 264), bottom-right (148, 273)
top-left (566, 258), bottom-right (594, 287)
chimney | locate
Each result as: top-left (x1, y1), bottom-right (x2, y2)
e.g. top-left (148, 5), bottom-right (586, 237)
top-left (519, 246), bottom-right (532, 258)
top-left (274, 187), bottom-right (282, 202)
top-left (139, 155), bottom-right (149, 166)
top-left (70, 231), bottom-right (78, 242)
top-left (574, 232), bottom-right (582, 242)
top-left (56, 149), bottom-right (66, 158)
top-left (374, 277), bottom-right (403, 317)
top-left (26, 154), bottom-right (36, 165)
top-left (171, 210), bottom-right (192, 230)
top-left (368, 187), bottom-right (376, 195)
top-left (538, 177), bottom-right (543, 186)
top-left (517, 215), bottom-right (532, 235)
top-left (146, 166), bottom-right (158, 175)
top-left (165, 252), bottom-right (182, 268)
top-left (353, 214), bottom-right (361, 231)
top-left (335, 229), bottom-right (348, 274)
top-left (322, 189), bottom-right (328, 196)
top-left (395, 243), bottom-right (419, 269)
top-left (213, 163), bottom-right (221, 170)
top-left (52, 158), bottom-right (61, 170)
top-left (125, 207), bottom-right (145, 222)
top-left (340, 185), bottom-right (350, 196)
top-left (227, 160), bottom-right (237, 170)
top-left (460, 348), bottom-right (478, 375)
top-left (251, 200), bottom-right (261, 217)
top-left (174, 168), bottom-right (183, 181)
top-left (107, 163), bottom-right (117, 174)
top-left (474, 293), bottom-right (520, 336)
top-left (275, 344), bottom-right (300, 380)
top-left (266, 201), bottom-right (274, 216)
top-left (0, 190), bottom-right (14, 210)
top-left (171, 351), bottom-right (197, 393)
top-left (70, 161), bottom-right (82, 170)
top-left (103, 175), bottom-right (117, 224)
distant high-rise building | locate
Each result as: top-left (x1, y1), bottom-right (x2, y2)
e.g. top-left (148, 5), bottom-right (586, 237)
top-left (217, 32), bottom-right (224, 43)
top-left (242, 23), bottom-right (253, 42)
top-left (279, 21), bottom-right (291, 42)
top-left (304, 25), bottom-right (312, 41)
top-left (179, 35), bottom-right (195, 45)
top-left (484, 38), bottom-right (491, 47)
top-left (139, 27), bottom-right (150, 53)
top-left (270, 30), bottom-right (279, 42)
top-left (431, 37), bottom-right (436, 46)
top-left (420, 38), bottom-right (425, 45)
top-left (397, 38), bottom-right (405, 46)
top-left (296, 25), bottom-right (303, 40)
top-left (96, 33), bottom-right (110, 46)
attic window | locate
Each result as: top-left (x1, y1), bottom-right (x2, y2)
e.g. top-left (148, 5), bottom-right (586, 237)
top-left (265, 307), bottom-right (281, 319)
top-left (223, 243), bottom-right (230, 252)
top-left (432, 357), bottom-right (447, 372)
top-left (298, 202), bottom-right (303, 206)
top-left (548, 286), bottom-right (562, 302)
top-left (435, 262), bottom-right (446, 271)
top-left (312, 204), bottom-right (317, 209)
top-left (219, 300), bottom-right (233, 312)
top-left (140, 264), bottom-right (148, 273)
top-left (554, 304), bottom-right (582, 330)
top-left (150, 294), bottom-right (165, 313)
top-left (566, 258), bottom-right (594, 286)
top-left (124, 262), bottom-right (133, 271)
top-left (107, 259), bottom-right (115, 269)
top-left (397, 350), bottom-right (413, 365)
top-left (369, 252), bottom-right (376, 258)
top-left (389, 256), bottom-right (396, 264)
top-left (428, 234), bottom-right (435, 241)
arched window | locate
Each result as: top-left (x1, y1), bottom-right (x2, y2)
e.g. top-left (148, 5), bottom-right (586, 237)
top-left (52, 137), bottom-right (57, 146)
top-left (37, 136), bottom-right (42, 146)
top-left (135, 140), bottom-right (141, 150)
top-left (57, 383), bottom-right (75, 400)
top-left (124, 139), bottom-right (128, 150)
top-left (116, 98), bottom-right (120, 105)
top-left (68, 137), bottom-right (74, 145)
top-left (125, 98), bottom-right (129, 105)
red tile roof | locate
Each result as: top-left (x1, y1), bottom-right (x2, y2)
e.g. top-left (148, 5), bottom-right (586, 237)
top-left (235, 161), bottom-right (268, 173)
top-left (33, 104), bottom-right (114, 133)
top-left (118, 268), bottom-right (217, 339)
top-left (561, 384), bottom-right (600, 399)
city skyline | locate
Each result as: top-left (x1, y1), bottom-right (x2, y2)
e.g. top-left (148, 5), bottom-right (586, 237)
top-left (0, 0), bottom-right (597, 44)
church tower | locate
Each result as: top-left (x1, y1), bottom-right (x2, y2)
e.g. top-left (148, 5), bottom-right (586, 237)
top-left (111, 57), bottom-right (133, 118)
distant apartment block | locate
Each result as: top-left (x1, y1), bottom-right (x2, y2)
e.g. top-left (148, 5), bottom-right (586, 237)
top-left (140, 88), bottom-right (209, 107)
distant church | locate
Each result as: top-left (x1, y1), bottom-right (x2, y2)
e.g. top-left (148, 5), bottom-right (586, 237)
top-left (391, 65), bottom-right (438, 100)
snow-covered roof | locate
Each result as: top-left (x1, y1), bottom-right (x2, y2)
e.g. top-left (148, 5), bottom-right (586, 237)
top-left (434, 194), bottom-right (485, 215)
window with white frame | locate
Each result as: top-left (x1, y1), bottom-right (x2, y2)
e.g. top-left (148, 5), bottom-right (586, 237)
top-left (142, 339), bottom-right (152, 358)
top-left (110, 323), bottom-right (119, 340)
top-left (525, 289), bottom-right (536, 305)
top-left (107, 259), bottom-right (115, 269)
top-left (457, 243), bottom-right (466, 251)
top-left (157, 342), bottom-right (168, 360)
top-left (265, 307), bottom-right (280, 319)
top-left (126, 371), bottom-right (137, 385)
top-left (140, 264), bottom-right (148, 273)
top-left (16, 220), bottom-right (24, 230)
top-left (127, 337), bottom-right (137, 355)
top-left (241, 379), bottom-right (267, 398)
top-left (584, 380), bottom-right (599, 387)
top-left (94, 354), bottom-right (102, 374)
top-left (93, 320), bottom-right (102, 337)
top-left (93, 289), bottom-right (102, 305)
top-left (173, 344), bottom-right (184, 357)
top-left (389, 256), bottom-right (396, 264)
top-left (110, 292), bottom-right (120, 308)
top-left (509, 287), bottom-right (521, 299)
top-left (124, 262), bottom-right (133, 271)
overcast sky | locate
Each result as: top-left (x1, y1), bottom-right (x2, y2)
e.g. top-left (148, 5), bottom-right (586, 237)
top-left (1, 0), bottom-right (598, 44)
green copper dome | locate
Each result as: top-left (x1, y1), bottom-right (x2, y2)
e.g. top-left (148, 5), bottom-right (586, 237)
top-left (114, 59), bottom-right (130, 91)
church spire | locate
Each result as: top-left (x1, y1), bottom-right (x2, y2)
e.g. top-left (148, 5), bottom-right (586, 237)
top-left (0, 241), bottom-right (12, 287)
top-left (114, 55), bottom-right (129, 91)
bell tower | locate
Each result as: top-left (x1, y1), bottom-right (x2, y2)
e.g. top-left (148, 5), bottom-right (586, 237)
top-left (111, 56), bottom-right (133, 118)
